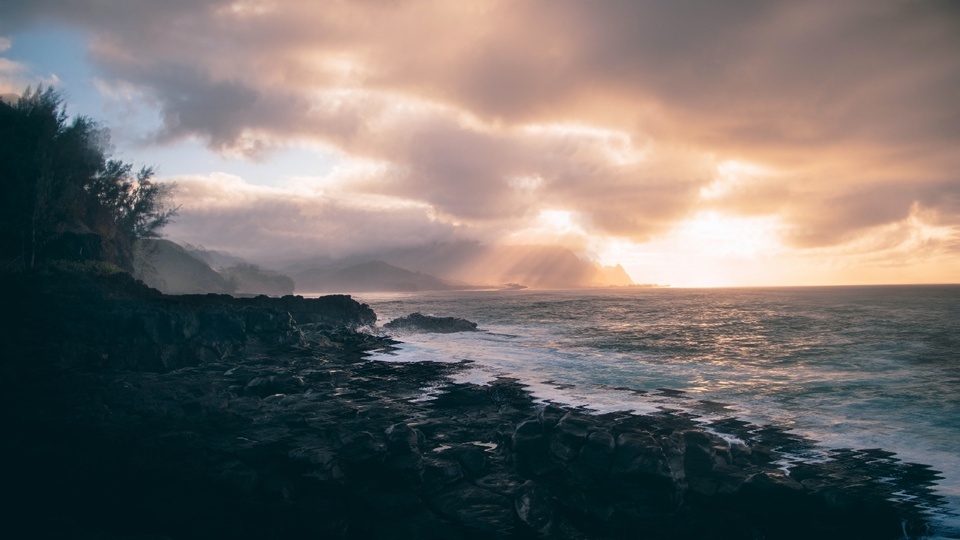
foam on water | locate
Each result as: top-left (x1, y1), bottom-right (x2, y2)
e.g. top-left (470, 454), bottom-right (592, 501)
top-left (359, 286), bottom-right (960, 538)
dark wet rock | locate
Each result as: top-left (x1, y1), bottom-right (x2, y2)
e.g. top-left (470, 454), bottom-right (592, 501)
top-left (243, 374), bottom-right (305, 397)
top-left (515, 482), bottom-right (557, 535)
top-left (577, 429), bottom-right (615, 475)
top-left (538, 404), bottom-right (566, 430)
top-left (612, 431), bottom-right (674, 481)
top-left (431, 378), bottom-right (533, 410)
top-left (386, 422), bottom-right (425, 452)
top-left (3, 269), bottom-right (379, 375)
top-left (556, 411), bottom-right (594, 440)
top-left (471, 471), bottom-right (526, 500)
top-left (429, 483), bottom-right (515, 533)
top-left (740, 471), bottom-right (805, 494)
top-left (422, 456), bottom-right (464, 493)
top-left (512, 419), bottom-right (553, 476)
top-left (436, 443), bottom-right (488, 477)
top-left (385, 423), bottom-right (426, 483)
top-left (0, 269), bottom-right (941, 540)
top-left (338, 431), bottom-right (386, 465)
top-left (384, 312), bottom-right (479, 333)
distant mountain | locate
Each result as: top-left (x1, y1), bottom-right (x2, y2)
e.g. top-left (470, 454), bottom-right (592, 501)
top-left (371, 242), bottom-right (635, 289)
top-left (134, 240), bottom-right (297, 296)
top-left (180, 245), bottom-right (295, 296)
top-left (183, 244), bottom-right (249, 270)
top-left (221, 264), bottom-right (295, 296)
top-left (593, 261), bottom-right (634, 287)
top-left (134, 239), bottom-right (234, 294)
top-left (157, 241), bottom-right (632, 293)
top-left (291, 260), bottom-right (458, 293)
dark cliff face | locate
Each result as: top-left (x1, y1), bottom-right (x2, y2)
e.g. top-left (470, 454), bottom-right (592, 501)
top-left (2, 268), bottom-right (377, 375)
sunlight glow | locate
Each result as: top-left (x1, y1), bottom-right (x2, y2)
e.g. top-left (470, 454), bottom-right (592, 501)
top-left (906, 206), bottom-right (955, 244)
top-left (700, 159), bottom-right (770, 200)
top-left (537, 209), bottom-right (581, 235)
top-left (677, 211), bottom-right (784, 259)
top-left (595, 212), bottom-right (788, 287)
top-left (507, 209), bottom-right (589, 247)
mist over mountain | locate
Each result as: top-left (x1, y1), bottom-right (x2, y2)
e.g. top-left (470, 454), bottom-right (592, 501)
top-left (221, 264), bottom-right (295, 297)
top-left (134, 240), bottom-right (295, 296)
top-left (279, 242), bottom-right (633, 292)
top-left (134, 239), bottom-right (234, 295)
top-left (183, 245), bottom-right (295, 296)
top-left (367, 242), bottom-right (634, 289)
top-left (290, 260), bottom-right (459, 294)
top-left (135, 238), bottom-right (633, 295)
top-left (183, 245), bottom-right (249, 270)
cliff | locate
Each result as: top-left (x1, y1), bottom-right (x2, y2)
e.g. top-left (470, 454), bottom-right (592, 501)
top-left (2, 265), bottom-right (376, 375)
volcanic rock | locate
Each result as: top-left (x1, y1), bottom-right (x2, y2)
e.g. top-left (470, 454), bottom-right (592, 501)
top-left (0, 267), bottom-right (941, 539)
top-left (384, 312), bottom-right (479, 333)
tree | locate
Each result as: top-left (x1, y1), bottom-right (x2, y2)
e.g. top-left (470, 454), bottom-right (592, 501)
top-left (87, 160), bottom-right (178, 265)
top-left (0, 86), bottom-right (177, 270)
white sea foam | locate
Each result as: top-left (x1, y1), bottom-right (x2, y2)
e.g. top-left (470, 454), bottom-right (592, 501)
top-left (361, 286), bottom-right (960, 537)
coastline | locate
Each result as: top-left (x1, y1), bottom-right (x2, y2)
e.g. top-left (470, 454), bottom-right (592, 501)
top-left (0, 270), bottom-right (941, 539)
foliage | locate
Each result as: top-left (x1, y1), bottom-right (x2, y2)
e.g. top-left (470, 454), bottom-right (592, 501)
top-left (89, 161), bottom-right (176, 239)
top-left (0, 86), bottom-right (177, 270)
top-left (47, 259), bottom-right (126, 277)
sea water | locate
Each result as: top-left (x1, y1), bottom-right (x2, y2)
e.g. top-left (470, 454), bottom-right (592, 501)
top-left (356, 285), bottom-right (960, 538)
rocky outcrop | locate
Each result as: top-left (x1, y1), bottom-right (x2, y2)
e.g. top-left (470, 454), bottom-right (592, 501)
top-left (504, 408), bottom-right (921, 539)
top-left (3, 268), bottom-right (377, 374)
top-left (2, 343), bottom-right (939, 540)
top-left (384, 312), bottom-right (479, 333)
top-left (0, 269), bottom-right (943, 539)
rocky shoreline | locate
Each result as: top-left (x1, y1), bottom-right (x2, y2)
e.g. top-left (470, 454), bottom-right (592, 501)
top-left (0, 269), bottom-right (943, 539)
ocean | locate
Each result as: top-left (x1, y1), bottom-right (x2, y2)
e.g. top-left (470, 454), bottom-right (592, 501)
top-left (354, 285), bottom-right (960, 538)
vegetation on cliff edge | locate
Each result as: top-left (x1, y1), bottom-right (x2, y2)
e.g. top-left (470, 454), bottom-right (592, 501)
top-left (0, 86), bottom-right (177, 272)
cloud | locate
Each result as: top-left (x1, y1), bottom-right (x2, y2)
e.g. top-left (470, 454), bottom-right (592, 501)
top-left (0, 36), bottom-right (29, 94)
top-left (4, 0), bottom-right (959, 265)
top-left (161, 172), bottom-right (462, 263)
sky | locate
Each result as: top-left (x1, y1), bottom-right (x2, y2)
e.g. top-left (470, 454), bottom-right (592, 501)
top-left (2, 0), bottom-right (959, 287)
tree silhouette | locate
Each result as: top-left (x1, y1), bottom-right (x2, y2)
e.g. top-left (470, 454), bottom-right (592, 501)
top-left (0, 86), bottom-right (177, 270)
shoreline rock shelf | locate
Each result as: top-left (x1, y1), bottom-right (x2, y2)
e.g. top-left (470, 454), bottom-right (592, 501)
top-left (0, 270), bottom-right (943, 539)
